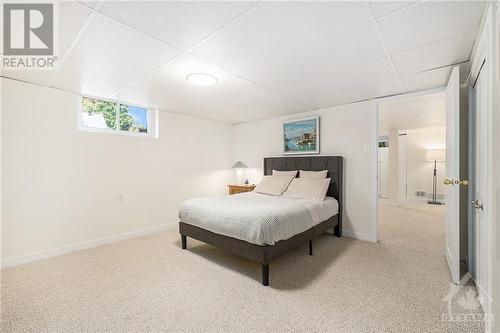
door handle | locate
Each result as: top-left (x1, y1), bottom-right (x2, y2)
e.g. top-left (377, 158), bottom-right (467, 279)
top-left (443, 178), bottom-right (454, 186)
top-left (443, 179), bottom-right (469, 186)
top-left (471, 200), bottom-right (484, 210)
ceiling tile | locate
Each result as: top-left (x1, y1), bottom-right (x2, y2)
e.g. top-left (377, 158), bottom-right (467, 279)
top-left (1, 70), bottom-right (56, 86)
top-left (400, 61), bottom-right (471, 93)
top-left (59, 13), bottom-right (180, 84)
top-left (241, 23), bottom-right (395, 108)
top-left (369, 1), bottom-right (418, 18)
top-left (191, 1), bottom-right (372, 75)
top-left (377, 1), bottom-right (484, 54)
top-left (313, 74), bottom-right (402, 109)
top-left (400, 66), bottom-right (452, 92)
top-left (59, 1), bottom-right (93, 59)
top-left (198, 90), bottom-right (308, 124)
top-left (127, 54), bottom-right (244, 106)
top-left (77, 1), bottom-right (97, 9)
top-left (51, 71), bottom-right (123, 97)
top-left (111, 87), bottom-right (157, 109)
top-left (379, 93), bottom-right (446, 131)
top-left (97, 1), bottom-right (258, 51)
top-left (375, 78), bottom-right (404, 98)
top-left (236, 94), bottom-right (309, 124)
top-left (393, 31), bottom-right (475, 75)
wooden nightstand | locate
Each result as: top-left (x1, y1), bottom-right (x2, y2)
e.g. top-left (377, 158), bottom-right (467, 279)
top-left (228, 184), bottom-right (256, 195)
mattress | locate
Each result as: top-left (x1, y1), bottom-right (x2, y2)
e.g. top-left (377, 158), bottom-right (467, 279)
top-left (178, 192), bottom-right (338, 246)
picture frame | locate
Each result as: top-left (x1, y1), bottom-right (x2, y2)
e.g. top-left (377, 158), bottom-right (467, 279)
top-left (283, 116), bottom-right (320, 155)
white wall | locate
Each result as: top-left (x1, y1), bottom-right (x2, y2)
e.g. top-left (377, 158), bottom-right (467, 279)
top-left (378, 147), bottom-right (389, 198)
top-left (233, 101), bottom-right (378, 241)
top-left (387, 129), bottom-right (399, 201)
top-left (403, 127), bottom-right (446, 200)
top-left (378, 129), bottom-right (399, 202)
top-left (1, 79), bottom-right (234, 266)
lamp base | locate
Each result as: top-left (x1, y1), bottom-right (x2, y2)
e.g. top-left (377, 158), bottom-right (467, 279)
top-left (427, 200), bottom-right (444, 205)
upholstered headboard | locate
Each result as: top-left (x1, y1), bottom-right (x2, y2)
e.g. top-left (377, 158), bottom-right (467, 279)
top-left (263, 156), bottom-right (344, 205)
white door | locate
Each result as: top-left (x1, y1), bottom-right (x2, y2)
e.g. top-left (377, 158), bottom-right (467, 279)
top-left (444, 66), bottom-right (460, 284)
top-left (472, 62), bottom-right (490, 312)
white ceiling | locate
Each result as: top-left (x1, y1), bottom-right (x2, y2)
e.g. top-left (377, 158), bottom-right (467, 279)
top-left (378, 92), bottom-right (446, 132)
top-left (1, 1), bottom-right (485, 124)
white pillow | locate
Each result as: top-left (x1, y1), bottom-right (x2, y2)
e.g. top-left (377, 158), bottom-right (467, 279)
top-left (283, 178), bottom-right (331, 200)
top-left (299, 170), bottom-right (328, 179)
top-left (254, 175), bottom-right (294, 196)
top-left (272, 170), bottom-right (297, 177)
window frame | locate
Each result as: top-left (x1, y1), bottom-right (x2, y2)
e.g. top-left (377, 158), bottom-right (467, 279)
top-left (78, 95), bottom-right (155, 138)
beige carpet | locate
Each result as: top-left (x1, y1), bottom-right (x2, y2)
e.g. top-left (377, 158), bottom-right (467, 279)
top-left (2, 202), bottom-right (484, 332)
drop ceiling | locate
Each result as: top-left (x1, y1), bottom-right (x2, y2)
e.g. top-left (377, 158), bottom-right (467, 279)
top-left (1, 1), bottom-right (485, 124)
top-left (378, 92), bottom-right (446, 132)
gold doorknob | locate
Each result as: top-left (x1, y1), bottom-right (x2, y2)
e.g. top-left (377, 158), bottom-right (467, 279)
top-left (443, 179), bottom-right (469, 186)
top-left (443, 179), bottom-right (454, 186)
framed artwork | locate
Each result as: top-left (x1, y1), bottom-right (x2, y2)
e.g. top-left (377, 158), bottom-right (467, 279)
top-left (283, 116), bottom-right (319, 155)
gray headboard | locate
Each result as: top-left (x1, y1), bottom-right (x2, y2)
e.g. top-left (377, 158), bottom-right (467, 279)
top-left (263, 156), bottom-right (344, 204)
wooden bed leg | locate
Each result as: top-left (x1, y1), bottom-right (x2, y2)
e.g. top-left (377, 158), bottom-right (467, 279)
top-left (181, 235), bottom-right (187, 249)
top-left (261, 264), bottom-right (269, 286)
top-left (309, 240), bottom-right (313, 256)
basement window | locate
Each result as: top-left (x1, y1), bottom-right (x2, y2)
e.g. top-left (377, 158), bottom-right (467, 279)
top-left (80, 97), bottom-right (154, 137)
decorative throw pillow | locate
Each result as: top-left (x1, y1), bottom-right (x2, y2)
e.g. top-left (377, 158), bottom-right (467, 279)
top-left (272, 170), bottom-right (298, 177)
top-left (283, 178), bottom-right (331, 200)
top-left (299, 170), bottom-right (328, 179)
top-left (254, 175), bottom-right (295, 196)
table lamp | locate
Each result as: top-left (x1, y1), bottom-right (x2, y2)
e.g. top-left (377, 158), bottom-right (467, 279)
top-left (231, 161), bottom-right (248, 185)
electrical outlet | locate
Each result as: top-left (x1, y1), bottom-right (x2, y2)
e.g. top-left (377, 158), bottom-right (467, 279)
top-left (117, 194), bottom-right (125, 203)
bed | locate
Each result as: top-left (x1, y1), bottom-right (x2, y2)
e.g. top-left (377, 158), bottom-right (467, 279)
top-left (178, 156), bottom-right (343, 286)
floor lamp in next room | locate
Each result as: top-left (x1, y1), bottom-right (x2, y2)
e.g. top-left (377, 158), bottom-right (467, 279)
top-left (426, 149), bottom-right (446, 205)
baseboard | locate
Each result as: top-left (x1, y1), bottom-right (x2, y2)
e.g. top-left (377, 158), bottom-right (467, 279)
top-left (342, 230), bottom-right (377, 242)
top-left (1, 223), bottom-right (178, 269)
top-left (445, 246), bottom-right (460, 284)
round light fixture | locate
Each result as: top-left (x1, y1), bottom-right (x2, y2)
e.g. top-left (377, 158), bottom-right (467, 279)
top-left (186, 73), bottom-right (217, 86)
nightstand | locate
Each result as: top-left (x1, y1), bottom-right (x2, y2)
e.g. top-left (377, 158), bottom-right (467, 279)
top-left (228, 184), bottom-right (256, 195)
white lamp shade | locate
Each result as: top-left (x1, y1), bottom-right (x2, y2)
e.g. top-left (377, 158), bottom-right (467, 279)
top-left (230, 161), bottom-right (248, 169)
top-left (426, 149), bottom-right (446, 162)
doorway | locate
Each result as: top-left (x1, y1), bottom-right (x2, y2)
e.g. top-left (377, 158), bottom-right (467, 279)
top-left (377, 92), bottom-right (448, 251)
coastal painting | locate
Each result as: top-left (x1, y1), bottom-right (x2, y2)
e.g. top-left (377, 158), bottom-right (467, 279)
top-left (283, 116), bottom-right (319, 155)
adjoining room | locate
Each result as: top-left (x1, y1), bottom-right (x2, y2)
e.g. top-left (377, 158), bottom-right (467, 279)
top-left (377, 93), bottom-right (447, 250)
top-left (1, 1), bottom-right (499, 332)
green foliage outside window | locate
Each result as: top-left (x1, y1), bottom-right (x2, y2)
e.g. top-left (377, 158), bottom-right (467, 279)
top-left (82, 97), bottom-right (116, 129)
top-left (119, 104), bottom-right (140, 132)
top-left (82, 97), bottom-right (145, 133)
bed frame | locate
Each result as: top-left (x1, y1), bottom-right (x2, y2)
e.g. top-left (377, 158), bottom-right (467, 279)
top-left (179, 156), bottom-right (343, 286)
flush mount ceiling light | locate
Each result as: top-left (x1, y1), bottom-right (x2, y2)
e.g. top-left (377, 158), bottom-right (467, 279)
top-left (186, 73), bottom-right (217, 86)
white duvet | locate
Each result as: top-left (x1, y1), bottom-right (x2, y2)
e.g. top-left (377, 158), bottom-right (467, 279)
top-left (179, 192), bottom-right (338, 246)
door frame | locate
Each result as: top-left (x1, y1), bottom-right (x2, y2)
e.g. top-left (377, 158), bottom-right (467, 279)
top-left (468, 4), bottom-right (494, 324)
